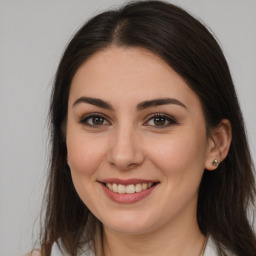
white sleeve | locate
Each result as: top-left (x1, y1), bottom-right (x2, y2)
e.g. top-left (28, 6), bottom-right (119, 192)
top-left (50, 241), bottom-right (70, 256)
top-left (50, 240), bottom-right (94, 256)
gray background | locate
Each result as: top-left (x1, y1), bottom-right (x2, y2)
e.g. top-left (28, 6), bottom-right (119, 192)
top-left (0, 0), bottom-right (255, 255)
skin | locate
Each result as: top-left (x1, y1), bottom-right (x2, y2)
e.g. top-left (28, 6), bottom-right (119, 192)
top-left (66, 46), bottom-right (231, 256)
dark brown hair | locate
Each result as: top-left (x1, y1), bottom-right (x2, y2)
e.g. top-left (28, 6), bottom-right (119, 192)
top-left (41, 1), bottom-right (256, 255)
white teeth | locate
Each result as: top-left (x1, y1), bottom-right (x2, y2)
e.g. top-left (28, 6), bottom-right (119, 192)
top-left (107, 183), bottom-right (112, 190)
top-left (106, 182), bottom-right (154, 194)
top-left (142, 183), bottom-right (148, 190)
top-left (112, 183), bottom-right (118, 192)
top-left (135, 184), bottom-right (142, 192)
top-left (117, 184), bottom-right (126, 194)
top-left (126, 184), bottom-right (135, 194)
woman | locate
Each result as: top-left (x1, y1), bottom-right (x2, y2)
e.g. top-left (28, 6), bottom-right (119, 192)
top-left (37, 1), bottom-right (256, 255)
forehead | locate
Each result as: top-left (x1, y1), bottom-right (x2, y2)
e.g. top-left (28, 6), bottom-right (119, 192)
top-left (69, 46), bottom-right (202, 112)
top-left (71, 46), bottom-right (174, 89)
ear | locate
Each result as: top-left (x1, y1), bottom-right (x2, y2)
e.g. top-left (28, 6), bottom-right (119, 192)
top-left (205, 119), bottom-right (232, 171)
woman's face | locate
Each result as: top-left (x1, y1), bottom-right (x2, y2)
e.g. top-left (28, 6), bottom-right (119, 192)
top-left (66, 46), bottom-right (212, 235)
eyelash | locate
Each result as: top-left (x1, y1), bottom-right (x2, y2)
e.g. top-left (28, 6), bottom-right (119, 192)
top-left (80, 113), bottom-right (110, 128)
top-left (80, 113), bottom-right (178, 129)
top-left (144, 113), bottom-right (178, 129)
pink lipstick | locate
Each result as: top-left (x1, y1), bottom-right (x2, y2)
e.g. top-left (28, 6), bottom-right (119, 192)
top-left (99, 179), bottom-right (159, 204)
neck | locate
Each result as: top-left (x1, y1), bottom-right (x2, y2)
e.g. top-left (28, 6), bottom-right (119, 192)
top-left (102, 212), bottom-right (206, 256)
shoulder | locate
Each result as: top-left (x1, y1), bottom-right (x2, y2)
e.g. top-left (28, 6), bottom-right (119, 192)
top-left (204, 236), bottom-right (236, 256)
top-left (24, 250), bottom-right (41, 256)
top-left (204, 236), bottom-right (218, 256)
top-left (50, 240), bottom-right (94, 256)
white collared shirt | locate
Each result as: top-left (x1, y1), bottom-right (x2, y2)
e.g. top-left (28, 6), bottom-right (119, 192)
top-left (50, 236), bottom-right (233, 256)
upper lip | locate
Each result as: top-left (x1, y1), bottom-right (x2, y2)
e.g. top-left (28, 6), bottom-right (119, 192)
top-left (99, 178), bottom-right (159, 185)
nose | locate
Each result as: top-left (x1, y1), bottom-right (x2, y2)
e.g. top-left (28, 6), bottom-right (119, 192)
top-left (107, 125), bottom-right (144, 171)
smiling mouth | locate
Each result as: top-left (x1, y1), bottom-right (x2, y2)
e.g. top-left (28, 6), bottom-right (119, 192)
top-left (103, 182), bottom-right (158, 194)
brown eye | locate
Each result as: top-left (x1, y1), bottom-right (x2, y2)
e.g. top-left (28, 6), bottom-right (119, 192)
top-left (91, 116), bottom-right (104, 125)
top-left (80, 114), bottom-right (110, 127)
top-left (145, 113), bottom-right (177, 128)
top-left (153, 116), bottom-right (166, 126)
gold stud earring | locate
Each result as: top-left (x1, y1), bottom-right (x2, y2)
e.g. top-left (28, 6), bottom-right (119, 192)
top-left (212, 159), bottom-right (218, 166)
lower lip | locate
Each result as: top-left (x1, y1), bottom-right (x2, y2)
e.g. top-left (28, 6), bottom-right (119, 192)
top-left (100, 183), bottom-right (157, 204)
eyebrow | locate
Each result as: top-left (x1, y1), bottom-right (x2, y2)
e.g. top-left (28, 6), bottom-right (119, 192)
top-left (73, 97), bottom-right (113, 110)
top-left (73, 97), bottom-right (187, 111)
top-left (136, 98), bottom-right (187, 111)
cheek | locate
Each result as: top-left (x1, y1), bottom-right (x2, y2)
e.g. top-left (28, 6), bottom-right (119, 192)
top-left (66, 131), bottom-right (109, 210)
top-left (67, 131), bottom-right (108, 177)
top-left (147, 130), bottom-right (207, 178)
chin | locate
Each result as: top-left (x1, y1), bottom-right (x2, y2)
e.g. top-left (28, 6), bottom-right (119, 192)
top-left (100, 213), bottom-right (156, 234)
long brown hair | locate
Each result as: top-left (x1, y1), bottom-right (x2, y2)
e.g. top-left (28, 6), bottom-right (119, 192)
top-left (41, 1), bottom-right (256, 255)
